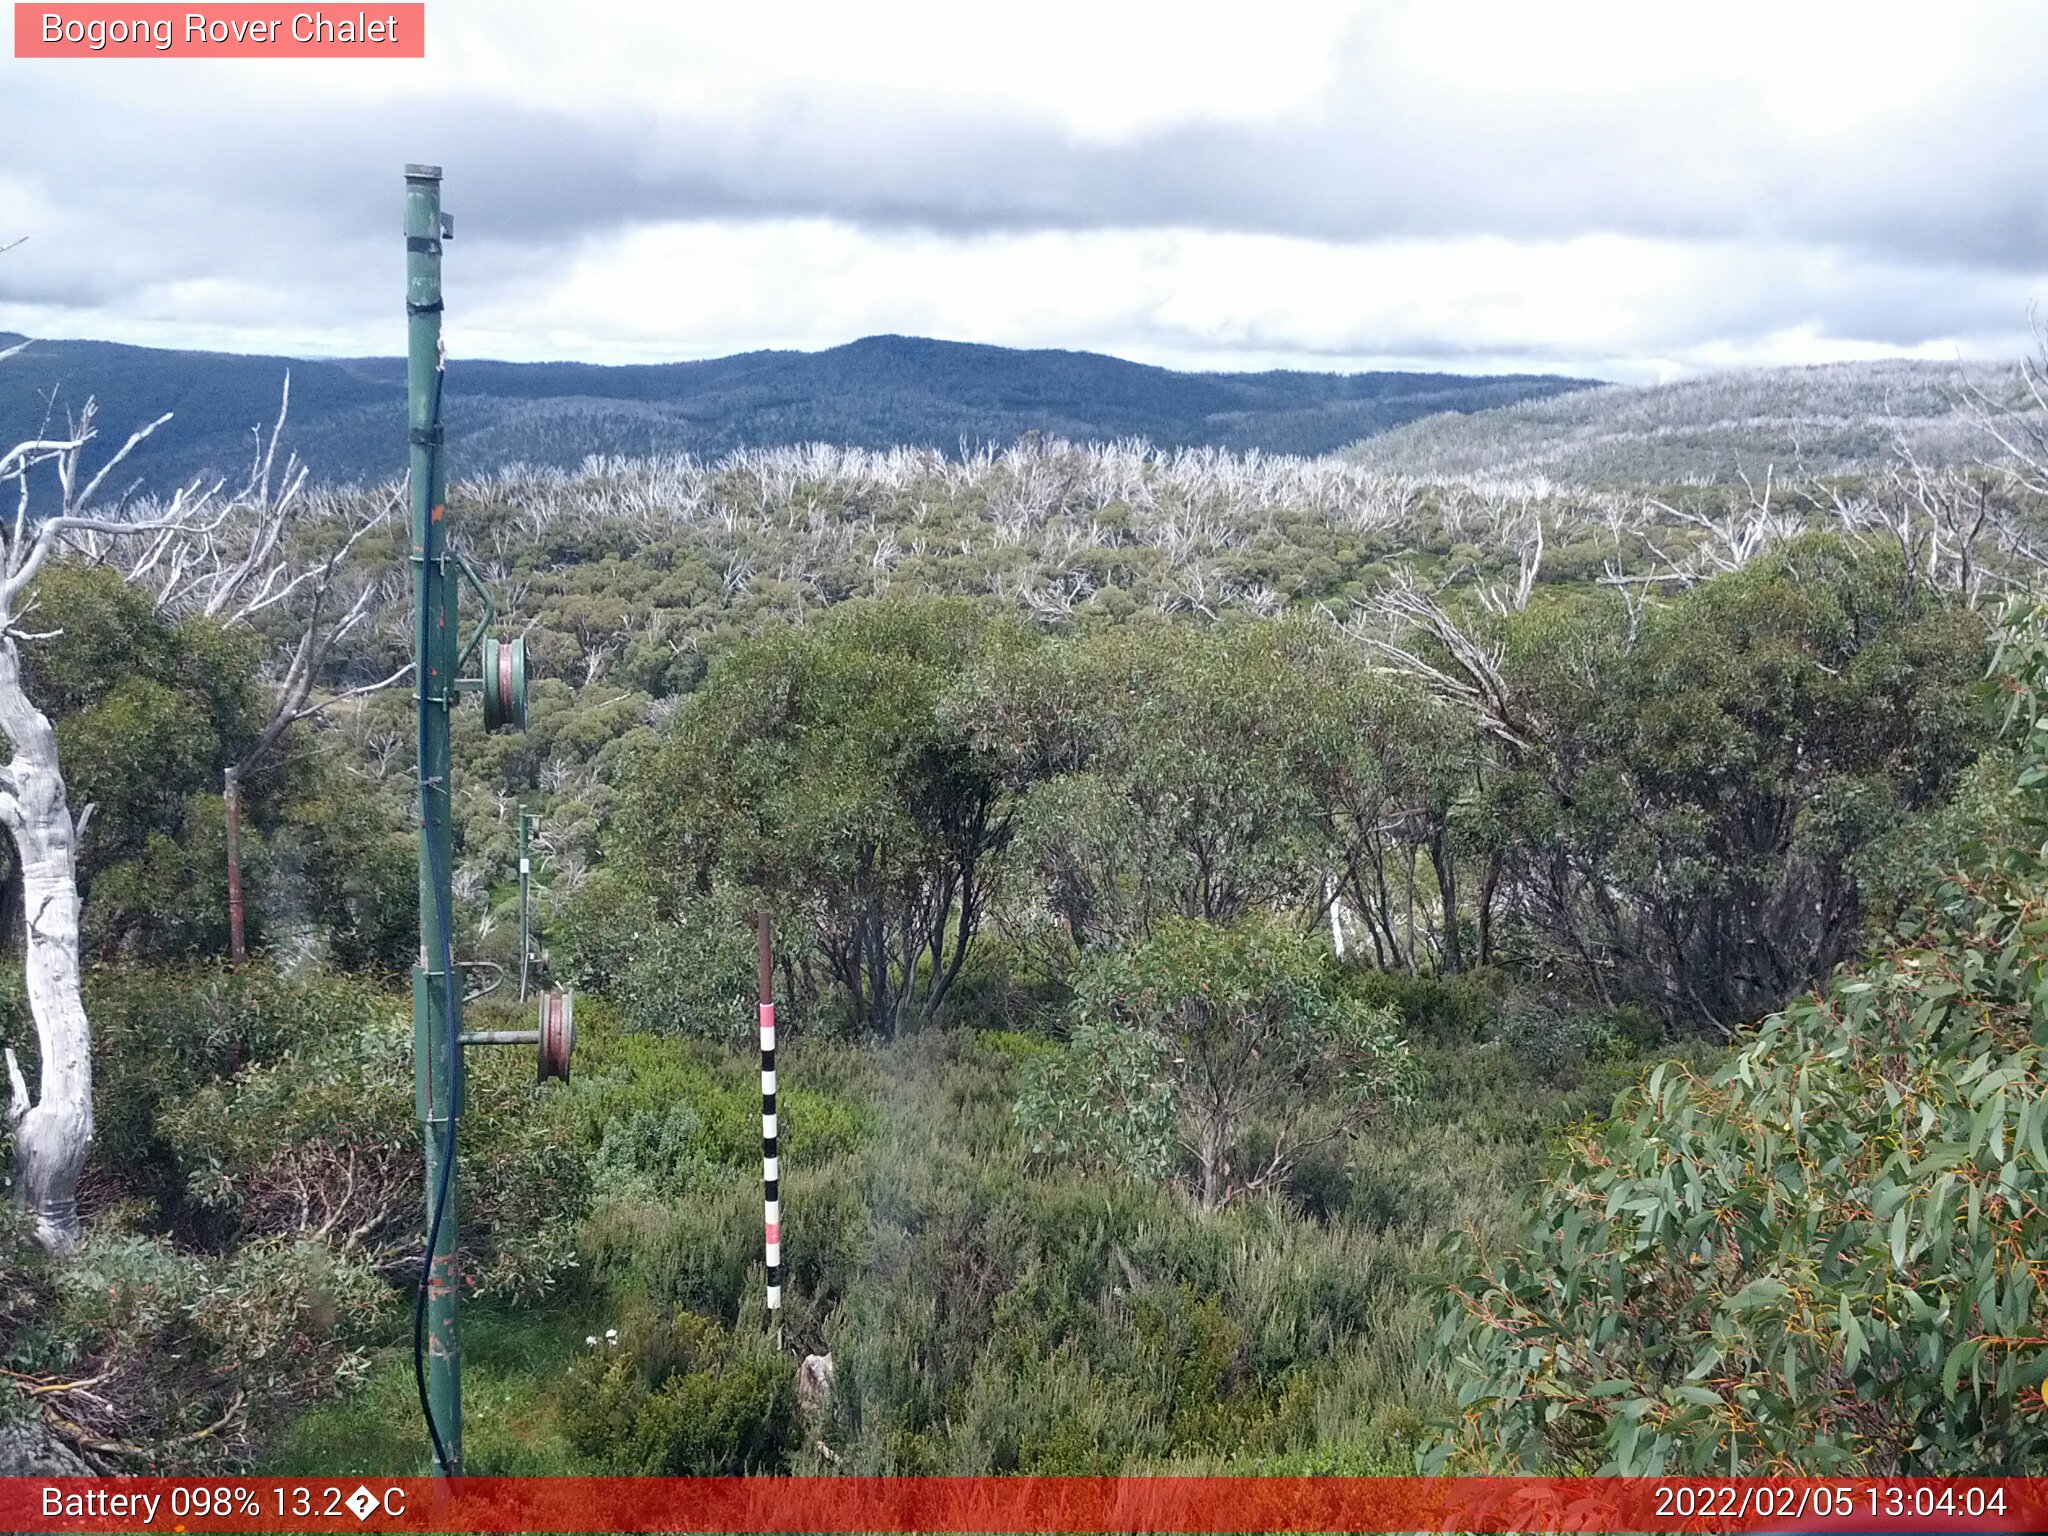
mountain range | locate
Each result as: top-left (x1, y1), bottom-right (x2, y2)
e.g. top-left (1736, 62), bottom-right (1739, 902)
top-left (0, 332), bottom-right (1595, 489)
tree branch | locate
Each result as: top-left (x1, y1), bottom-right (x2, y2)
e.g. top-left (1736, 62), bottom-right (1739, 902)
top-left (4, 1046), bottom-right (28, 1124)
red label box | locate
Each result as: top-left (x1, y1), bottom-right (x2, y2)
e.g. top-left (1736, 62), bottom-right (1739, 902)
top-left (4, 1476), bottom-right (2048, 1533)
top-left (13, 3), bottom-right (425, 57)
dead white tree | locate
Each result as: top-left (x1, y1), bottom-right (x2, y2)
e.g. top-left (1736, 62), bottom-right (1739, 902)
top-left (1476, 515), bottom-right (1545, 616)
top-left (1636, 467), bottom-right (1801, 585)
top-left (1951, 334), bottom-right (2048, 587)
top-left (0, 393), bottom-right (224, 1250)
top-left (1349, 569), bottom-right (1537, 754)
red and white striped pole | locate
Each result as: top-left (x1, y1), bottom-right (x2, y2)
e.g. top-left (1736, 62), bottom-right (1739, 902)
top-left (757, 913), bottom-right (781, 1338)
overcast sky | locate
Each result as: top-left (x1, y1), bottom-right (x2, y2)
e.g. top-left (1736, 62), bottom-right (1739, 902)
top-left (3, 1), bottom-right (2045, 381)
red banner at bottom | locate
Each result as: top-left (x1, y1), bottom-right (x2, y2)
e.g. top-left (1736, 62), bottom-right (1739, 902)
top-left (3, 1476), bottom-right (2045, 1533)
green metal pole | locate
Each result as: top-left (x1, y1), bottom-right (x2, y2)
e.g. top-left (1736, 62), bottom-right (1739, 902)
top-left (405, 162), bottom-right (462, 1477)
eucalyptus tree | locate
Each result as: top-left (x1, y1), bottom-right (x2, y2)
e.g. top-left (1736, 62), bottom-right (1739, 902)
top-left (1358, 536), bottom-right (1986, 1030)
top-left (0, 391), bottom-right (223, 1248)
top-left (150, 387), bottom-right (407, 959)
top-left (51, 384), bottom-right (408, 959)
top-left (1432, 604), bottom-right (2048, 1473)
top-left (965, 619), bottom-right (1339, 949)
top-left (618, 597), bottom-right (1029, 1038)
top-left (1309, 669), bottom-right (1482, 973)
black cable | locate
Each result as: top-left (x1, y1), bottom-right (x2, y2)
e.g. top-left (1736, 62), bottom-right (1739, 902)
top-left (411, 361), bottom-right (461, 1478)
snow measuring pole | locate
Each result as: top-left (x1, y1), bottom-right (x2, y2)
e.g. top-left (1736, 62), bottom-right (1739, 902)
top-left (518, 807), bottom-right (538, 1001)
top-left (406, 164), bottom-right (562, 1478)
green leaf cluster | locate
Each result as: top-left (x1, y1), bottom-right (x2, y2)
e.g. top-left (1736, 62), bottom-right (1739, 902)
top-left (1431, 599), bottom-right (2048, 1473)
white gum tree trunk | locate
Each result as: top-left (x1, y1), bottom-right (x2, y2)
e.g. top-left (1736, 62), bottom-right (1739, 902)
top-left (0, 636), bottom-right (91, 1251)
top-left (0, 386), bottom-right (198, 1252)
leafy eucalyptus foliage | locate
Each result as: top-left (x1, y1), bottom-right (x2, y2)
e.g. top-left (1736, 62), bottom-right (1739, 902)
top-left (964, 622), bottom-right (1339, 947)
top-left (16, 565), bottom-right (261, 959)
top-left (614, 598), bottom-right (1029, 1038)
top-left (1017, 919), bottom-right (1418, 1211)
top-left (1483, 536), bottom-right (1987, 1033)
top-left (1430, 601), bottom-right (2048, 1473)
top-left (553, 870), bottom-right (761, 1042)
top-left (0, 562), bottom-right (416, 970)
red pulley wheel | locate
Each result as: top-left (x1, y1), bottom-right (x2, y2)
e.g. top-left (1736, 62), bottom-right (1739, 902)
top-left (538, 989), bottom-right (574, 1082)
top-left (481, 634), bottom-right (528, 733)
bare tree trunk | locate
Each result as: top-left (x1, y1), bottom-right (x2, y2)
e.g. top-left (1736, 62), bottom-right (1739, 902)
top-left (0, 638), bottom-right (91, 1251)
top-left (1429, 825), bottom-right (1462, 973)
top-left (223, 765), bottom-right (246, 961)
top-left (1402, 845), bottom-right (1419, 975)
top-left (1198, 1129), bottom-right (1225, 1213)
top-left (1477, 849), bottom-right (1501, 968)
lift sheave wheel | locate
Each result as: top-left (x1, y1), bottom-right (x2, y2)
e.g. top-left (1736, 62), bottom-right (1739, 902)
top-left (481, 634), bottom-right (528, 733)
top-left (538, 989), bottom-right (574, 1082)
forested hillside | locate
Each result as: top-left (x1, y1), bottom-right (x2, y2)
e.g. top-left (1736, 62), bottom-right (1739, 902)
top-left (1352, 359), bottom-right (2037, 485)
top-left (0, 332), bottom-right (1590, 489)
top-left (3, 382), bottom-right (2047, 1474)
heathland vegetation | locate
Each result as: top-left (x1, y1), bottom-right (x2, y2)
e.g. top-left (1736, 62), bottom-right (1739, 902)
top-left (2, 353), bottom-right (2047, 1474)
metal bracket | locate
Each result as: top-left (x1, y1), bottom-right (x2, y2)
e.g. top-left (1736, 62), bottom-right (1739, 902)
top-left (452, 549), bottom-right (497, 677)
top-left (456, 959), bottom-right (503, 1003)
top-left (457, 1029), bottom-right (537, 1047)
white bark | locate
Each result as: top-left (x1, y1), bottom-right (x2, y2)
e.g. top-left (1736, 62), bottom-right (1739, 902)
top-left (0, 637), bottom-right (91, 1250)
top-left (0, 357), bottom-right (224, 1248)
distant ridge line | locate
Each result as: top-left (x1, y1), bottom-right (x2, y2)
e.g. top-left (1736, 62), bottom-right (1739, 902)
top-left (0, 331), bottom-right (1596, 488)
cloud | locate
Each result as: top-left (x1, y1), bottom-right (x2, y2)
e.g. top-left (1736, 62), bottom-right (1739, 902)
top-left (1, 0), bottom-right (2044, 373)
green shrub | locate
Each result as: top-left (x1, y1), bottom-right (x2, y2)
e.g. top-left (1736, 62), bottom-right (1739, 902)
top-left (563, 1311), bottom-right (797, 1473)
top-left (1487, 994), bottom-right (1641, 1087)
top-left (1018, 919), bottom-right (1418, 1210)
top-left (554, 871), bottom-right (759, 1042)
top-left (1338, 968), bottom-right (1504, 1046)
top-left (565, 1025), bottom-right (873, 1206)
top-left (160, 1000), bottom-right (588, 1304)
top-left (1430, 604), bottom-right (2048, 1474)
top-left (938, 938), bottom-right (1069, 1033)
top-left (84, 964), bottom-right (380, 1227)
top-left (8, 1221), bottom-right (385, 1465)
top-left (0, 1203), bottom-right (56, 1380)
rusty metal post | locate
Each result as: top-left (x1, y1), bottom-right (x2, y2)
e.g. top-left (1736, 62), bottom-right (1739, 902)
top-left (223, 765), bottom-right (246, 961)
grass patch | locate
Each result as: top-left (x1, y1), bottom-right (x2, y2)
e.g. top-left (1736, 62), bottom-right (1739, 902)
top-left (266, 1294), bottom-right (596, 1474)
